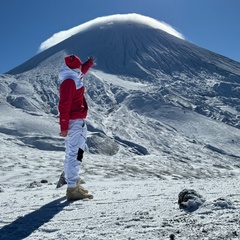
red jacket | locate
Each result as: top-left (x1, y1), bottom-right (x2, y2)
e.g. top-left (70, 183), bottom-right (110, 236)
top-left (58, 59), bottom-right (93, 131)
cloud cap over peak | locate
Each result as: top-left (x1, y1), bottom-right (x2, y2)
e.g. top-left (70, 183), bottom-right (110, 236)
top-left (38, 13), bottom-right (184, 52)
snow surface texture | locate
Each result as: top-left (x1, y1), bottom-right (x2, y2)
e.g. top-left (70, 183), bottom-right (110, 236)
top-left (1, 14), bottom-right (240, 239)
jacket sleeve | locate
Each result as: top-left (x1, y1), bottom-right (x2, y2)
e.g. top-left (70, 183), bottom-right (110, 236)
top-left (58, 79), bottom-right (76, 131)
top-left (81, 59), bottom-right (94, 74)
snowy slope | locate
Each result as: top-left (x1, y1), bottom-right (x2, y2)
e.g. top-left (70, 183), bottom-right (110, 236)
top-left (0, 14), bottom-right (240, 239)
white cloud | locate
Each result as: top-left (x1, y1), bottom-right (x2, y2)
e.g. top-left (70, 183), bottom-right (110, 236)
top-left (38, 13), bottom-right (184, 52)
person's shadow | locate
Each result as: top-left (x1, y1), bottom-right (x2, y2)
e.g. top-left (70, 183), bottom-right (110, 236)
top-left (0, 196), bottom-right (70, 240)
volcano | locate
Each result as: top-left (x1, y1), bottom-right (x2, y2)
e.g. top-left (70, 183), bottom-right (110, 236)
top-left (1, 13), bottom-right (240, 179)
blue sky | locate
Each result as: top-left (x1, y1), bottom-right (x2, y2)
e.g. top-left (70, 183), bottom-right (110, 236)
top-left (0, 0), bottom-right (240, 73)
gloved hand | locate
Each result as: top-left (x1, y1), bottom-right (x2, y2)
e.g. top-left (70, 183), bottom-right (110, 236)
top-left (88, 56), bottom-right (96, 63)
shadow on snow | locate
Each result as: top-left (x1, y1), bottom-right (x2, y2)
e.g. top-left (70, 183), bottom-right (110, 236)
top-left (0, 197), bottom-right (70, 240)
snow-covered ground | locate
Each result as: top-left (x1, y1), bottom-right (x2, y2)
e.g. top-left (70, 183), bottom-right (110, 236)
top-left (0, 141), bottom-right (239, 240)
top-left (1, 91), bottom-right (239, 240)
top-left (1, 14), bottom-right (240, 239)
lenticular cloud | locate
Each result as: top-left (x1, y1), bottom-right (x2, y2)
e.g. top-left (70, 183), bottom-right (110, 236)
top-left (38, 13), bottom-right (184, 52)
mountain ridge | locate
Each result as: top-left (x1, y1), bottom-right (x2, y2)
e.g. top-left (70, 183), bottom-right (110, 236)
top-left (1, 14), bottom-right (240, 179)
top-left (7, 14), bottom-right (240, 78)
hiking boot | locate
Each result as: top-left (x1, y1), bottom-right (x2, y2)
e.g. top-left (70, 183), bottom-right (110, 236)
top-left (66, 186), bottom-right (93, 201)
top-left (78, 178), bottom-right (86, 184)
top-left (77, 179), bottom-right (88, 193)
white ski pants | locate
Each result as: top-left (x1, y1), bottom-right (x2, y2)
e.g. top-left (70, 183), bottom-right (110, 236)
top-left (64, 119), bottom-right (87, 188)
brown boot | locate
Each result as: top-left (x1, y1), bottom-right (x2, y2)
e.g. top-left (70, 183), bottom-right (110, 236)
top-left (66, 186), bottom-right (93, 201)
top-left (77, 179), bottom-right (88, 193)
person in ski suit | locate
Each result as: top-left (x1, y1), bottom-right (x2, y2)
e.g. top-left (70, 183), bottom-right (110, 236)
top-left (58, 54), bottom-right (95, 201)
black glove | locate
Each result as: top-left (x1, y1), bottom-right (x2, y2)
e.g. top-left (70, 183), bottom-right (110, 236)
top-left (88, 56), bottom-right (96, 62)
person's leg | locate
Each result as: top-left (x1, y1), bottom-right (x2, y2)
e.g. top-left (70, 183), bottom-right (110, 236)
top-left (64, 120), bottom-right (93, 200)
top-left (64, 119), bottom-right (87, 187)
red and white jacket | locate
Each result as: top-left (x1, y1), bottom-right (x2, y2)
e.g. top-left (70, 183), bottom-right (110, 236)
top-left (58, 59), bottom-right (93, 131)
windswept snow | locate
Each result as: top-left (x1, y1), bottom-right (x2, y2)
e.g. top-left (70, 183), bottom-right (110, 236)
top-left (91, 70), bottom-right (148, 90)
